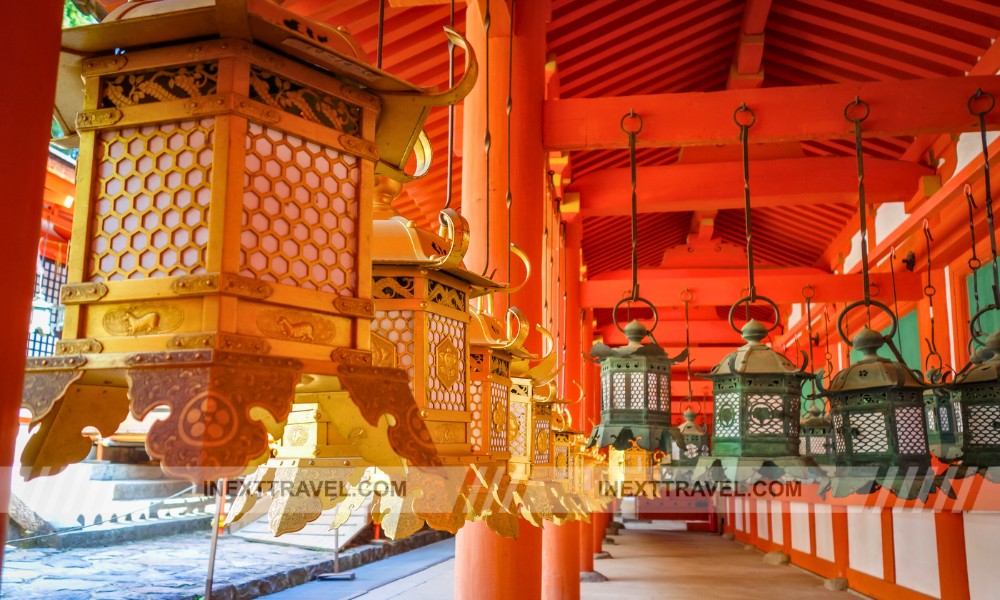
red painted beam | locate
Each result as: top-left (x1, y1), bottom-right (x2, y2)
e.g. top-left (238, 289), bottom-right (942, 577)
top-left (581, 269), bottom-right (923, 308)
top-left (728, 0), bottom-right (771, 89)
top-left (543, 75), bottom-right (1000, 151)
top-left (572, 157), bottom-right (932, 215)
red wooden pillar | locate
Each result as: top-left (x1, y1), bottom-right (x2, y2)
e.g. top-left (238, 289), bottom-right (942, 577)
top-left (0, 0), bottom-right (63, 571)
top-left (935, 511), bottom-right (970, 600)
top-left (456, 1), bottom-right (550, 598)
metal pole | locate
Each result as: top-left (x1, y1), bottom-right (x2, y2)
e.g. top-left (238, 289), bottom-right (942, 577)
top-left (205, 477), bottom-right (226, 600)
top-left (334, 527), bottom-right (340, 574)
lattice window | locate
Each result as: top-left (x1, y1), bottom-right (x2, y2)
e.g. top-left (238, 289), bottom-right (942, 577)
top-left (967, 405), bottom-right (1000, 447)
top-left (91, 119), bottom-right (213, 281)
top-left (426, 313), bottom-right (466, 411)
top-left (833, 414), bottom-right (846, 453)
top-left (714, 392), bottom-right (741, 438)
top-left (849, 412), bottom-right (890, 453)
top-left (509, 401), bottom-right (528, 457)
top-left (659, 373), bottom-right (670, 413)
top-left (746, 393), bottom-right (784, 435)
top-left (895, 406), bottom-right (928, 455)
top-left (926, 406), bottom-right (937, 431)
top-left (647, 372), bottom-right (658, 411)
top-left (601, 375), bottom-right (610, 411)
top-left (469, 380), bottom-right (483, 452)
top-left (489, 380), bottom-right (508, 453)
top-left (954, 402), bottom-right (964, 434)
top-left (534, 419), bottom-right (550, 464)
top-left (938, 405), bottom-right (951, 433)
top-left (612, 373), bottom-right (627, 409)
top-left (372, 310), bottom-right (415, 385)
top-left (241, 122), bottom-right (358, 295)
top-left (799, 437), bottom-right (806, 455)
top-left (809, 436), bottom-right (829, 455)
top-left (26, 257), bottom-right (67, 357)
top-left (629, 372), bottom-right (645, 409)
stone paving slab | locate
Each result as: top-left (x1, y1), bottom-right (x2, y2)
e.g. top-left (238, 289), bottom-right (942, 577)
top-left (1, 529), bottom-right (450, 600)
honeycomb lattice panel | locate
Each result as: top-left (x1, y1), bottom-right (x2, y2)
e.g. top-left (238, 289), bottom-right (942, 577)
top-left (938, 405), bottom-right (951, 432)
top-left (954, 402), bottom-right (964, 434)
top-left (601, 375), bottom-right (611, 411)
top-left (658, 373), bottom-right (670, 413)
top-left (469, 380), bottom-right (483, 452)
top-left (629, 373), bottom-right (645, 409)
top-left (714, 392), bottom-right (741, 438)
top-left (895, 406), bottom-right (927, 455)
top-left (809, 437), bottom-right (828, 455)
top-left (647, 372), bottom-right (658, 410)
top-left (372, 310), bottom-right (415, 384)
top-left (554, 445), bottom-right (569, 480)
top-left (91, 119), bottom-right (214, 281)
top-left (510, 401), bottom-right (528, 457)
top-left (612, 373), bottom-right (627, 409)
top-left (833, 414), bottom-right (846, 453)
top-left (489, 380), bottom-right (508, 453)
top-left (925, 406), bottom-right (937, 432)
top-left (426, 313), bottom-right (466, 411)
top-left (967, 405), bottom-right (1000, 446)
top-left (798, 438), bottom-right (806, 455)
top-left (241, 122), bottom-right (358, 295)
top-left (747, 394), bottom-right (785, 435)
top-left (850, 412), bottom-right (889, 454)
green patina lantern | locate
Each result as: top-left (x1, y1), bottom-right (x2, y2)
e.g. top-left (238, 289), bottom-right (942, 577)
top-left (949, 330), bottom-right (1000, 466)
top-left (799, 405), bottom-right (834, 464)
top-left (588, 319), bottom-right (685, 454)
top-left (673, 407), bottom-right (709, 464)
top-left (819, 316), bottom-right (931, 472)
top-left (924, 384), bottom-right (961, 460)
top-left (706, 315), bottom-right (811, 457)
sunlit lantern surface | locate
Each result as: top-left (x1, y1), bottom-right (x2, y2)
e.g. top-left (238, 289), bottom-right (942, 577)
top-left (706, 319), bottom-right (810, 458)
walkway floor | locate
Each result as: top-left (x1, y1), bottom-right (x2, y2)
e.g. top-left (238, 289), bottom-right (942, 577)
top-left (274, 523), bottom-right (860, 600)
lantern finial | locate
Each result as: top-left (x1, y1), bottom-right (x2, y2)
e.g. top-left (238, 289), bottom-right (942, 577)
top-left (741, 319), bottom-right (768, 344)
top-left (852, 326), bottom-right (884, 358)
top-left (372, 175), bottom-right (404, 219)
top-left (624, 320), bottom-right (648, 345)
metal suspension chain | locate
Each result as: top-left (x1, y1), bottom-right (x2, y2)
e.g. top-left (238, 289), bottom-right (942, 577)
top-left (823, 307), bottom-right (834, 382)
top-left (444, 0), bottom-right (456, 209)
top-left (376, 0), bottom-right (385, 69)
top-left (506, 0), bottom-right (515, 282)
top-left (803, 286), bottom-right (817, 403)
top-left (622, 110), bottom-right (643, 300)
top-left (481, 2), bottom-right (492, 277)
top-left (735, 103), bottom-right (757, 303)
top-left (889, 245), bottom-right (903, 352)
top-left (922, 221), bottom-right (943, 372)
top-left (846, 98), bottom-right (872, 319)
top-left (681, 289), bottom-right (701, 415)
top-left (965, 184), bottom-right (982, 315)
top-left (970, 89), bottom-right (999, 308)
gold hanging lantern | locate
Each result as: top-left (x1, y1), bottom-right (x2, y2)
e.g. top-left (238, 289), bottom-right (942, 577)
top-left (21, 0), bottom-right (472, 484)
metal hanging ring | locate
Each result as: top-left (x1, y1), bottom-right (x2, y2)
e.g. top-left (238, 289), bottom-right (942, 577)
top-left (924, 284), bottom-right (937, 298)
top-left (727, 294), bottom-right (781, 334)
top-left (733, 103), bottom-right (756, 128)
top-left (968, 89), bottom-right (996, 116)
top-left (680, 289), bottom-right (694, 303)
top-left (844, 97), bottom-right (871, 122)
top-left (612, 295), bottom-right (658, 334)
top-left (836, 299), bottom-right (898, 346)
top-left (620, 111), bottom-right (643, 135)
top-left (868, 282), bottom-right (881, 298)
top-left (801, 285), bottom-right (816, 300)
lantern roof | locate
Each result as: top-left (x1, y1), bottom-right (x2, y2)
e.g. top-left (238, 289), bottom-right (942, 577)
top-left (468, 305), bottom-right (536, 360)
top-left (371, 177), bottom-right (503, 294)
top-left (705, 319), bottom-right (810, 380)
top-left (55, 0), bottom-right (475, 184)
top-left (677, 409), bottom-right (706, 436)
top-left (826, 327), bottom-right (926, 392)
top-left (590, 320), bottom-right (684, 364)
top-left (954, 330), bottom-right (1000, 385)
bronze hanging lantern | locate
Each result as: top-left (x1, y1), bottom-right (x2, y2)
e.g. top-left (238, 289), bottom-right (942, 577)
top-left (588, 112), bottom-right (685, 462)
top-left (819, 99), bottom-right (934, 498)
top-left (799, 405), bottom-right (834, 464)
top-left (949, 88), bottom-right (1000, 468)
top-left (671, 291), bottom-right (710, 466)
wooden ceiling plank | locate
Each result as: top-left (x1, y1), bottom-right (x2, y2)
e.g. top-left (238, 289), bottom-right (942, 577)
top-left (878, 0), bottom-right (999, 40)
top-left (544, 75), bottom-right (1000, 151)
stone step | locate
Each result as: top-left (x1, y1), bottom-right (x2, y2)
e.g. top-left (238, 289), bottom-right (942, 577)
top-left (87, 462), bottom-right (164, 481)
top-left (8, 513), bottom-right (213, 549)
top-left (111, 479), bottom-right (193, 501)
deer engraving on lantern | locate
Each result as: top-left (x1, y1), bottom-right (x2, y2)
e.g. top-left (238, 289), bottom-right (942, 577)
top-left (20, 0), bottom-right (474, 485)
